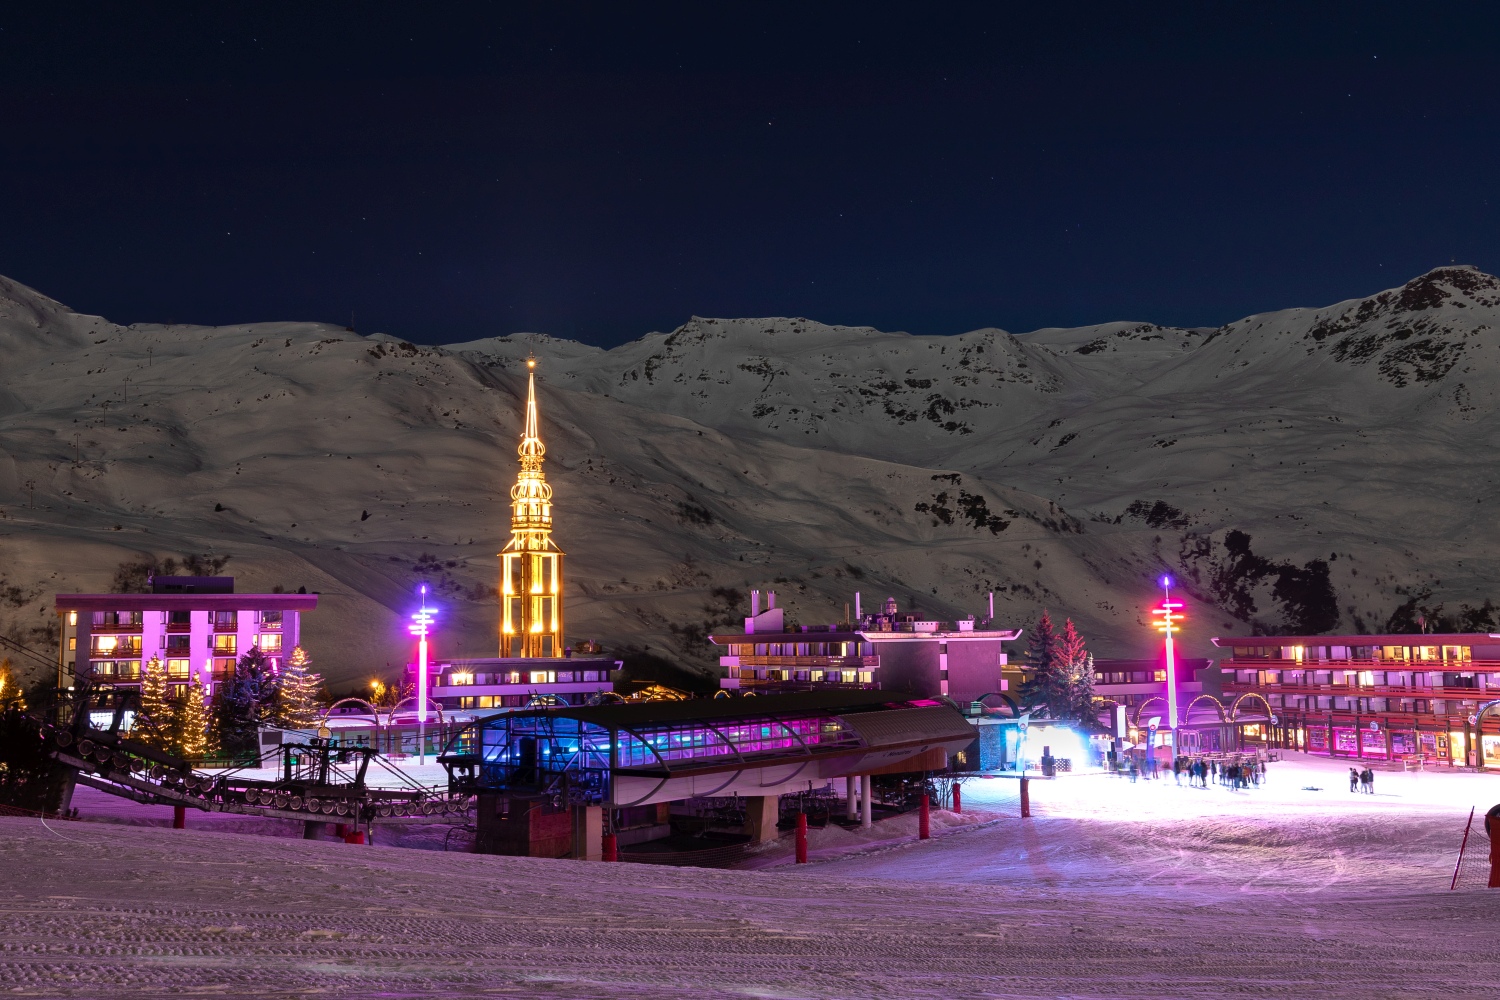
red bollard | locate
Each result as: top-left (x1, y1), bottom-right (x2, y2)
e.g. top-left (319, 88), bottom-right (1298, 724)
top-left (1020, 776), bottom-right (1031, 818)
top-left (919, 794), bottom-right (931, 840)
top-left (795, 812), bottom-right (808, 863)
top-left (1488, 806), bottom-right (1500, 888)
top-left (602, 833), bottom-right (618, 863)
top-left (952, 783), bottom-right (962, 815)
top-left (172, 805), bottom-right (185, 829)
top-left (344, 831), bottom-right (366, 845)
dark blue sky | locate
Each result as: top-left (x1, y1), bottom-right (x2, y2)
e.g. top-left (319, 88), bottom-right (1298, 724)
top-left (2, 3), bottom-right (1497, 346)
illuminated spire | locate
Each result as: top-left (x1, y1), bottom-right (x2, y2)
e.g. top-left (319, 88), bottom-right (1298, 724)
top-left (500, 356), bottom-right (565, 657)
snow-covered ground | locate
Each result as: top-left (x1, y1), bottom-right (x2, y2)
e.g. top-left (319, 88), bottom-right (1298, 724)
top-left (6, 752), bottom-right (1496, 997)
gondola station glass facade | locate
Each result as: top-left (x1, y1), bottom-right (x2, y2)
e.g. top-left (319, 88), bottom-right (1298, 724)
top-left (1212, 633), bottom-right (1500, 766)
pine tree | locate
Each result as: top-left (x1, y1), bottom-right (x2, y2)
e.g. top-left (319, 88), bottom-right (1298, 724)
top-left (0, 658), bottom-right (24, 710)
top-left (1069, 652), bottom-right (1098, 727)
top-left (277, 646), bottom-right (322, 730)
top-left (214, 647), bottom-right (278, 756)
top-left (136, 656), bottom-right (173, 749)
top-left (1018, 610), bottom-right (1069, 716)
top-left (178, 677), bottom-right (213, 758)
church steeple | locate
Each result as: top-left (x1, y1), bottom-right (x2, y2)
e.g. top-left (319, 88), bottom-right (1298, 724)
top-left (500, 357), bottom-right (565, 657)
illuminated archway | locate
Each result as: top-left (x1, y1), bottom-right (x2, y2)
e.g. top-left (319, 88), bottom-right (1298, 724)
top-left (323, 697), bottom-right (381, 722)
top-left (975, 692), bottom-right (1021, 717)
top-left (1182, 694), bottom-right (1227, 725)
top-left (1131, 696), bottom-right (1167, 727)
top-left (1472, 699), bottom-right (1500, 772)
top-left (1229, 692), bottom-right (1274, 722)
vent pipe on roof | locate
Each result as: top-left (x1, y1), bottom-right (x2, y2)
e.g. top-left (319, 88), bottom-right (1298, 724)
top-left (855, 592), bottom-right (861, 620)
top-left (988, 591), bottom-right (994, 622)
top-left (768, 591), bottom-right (775, 610)
top-left (751, 590), bottom-right (760, 617)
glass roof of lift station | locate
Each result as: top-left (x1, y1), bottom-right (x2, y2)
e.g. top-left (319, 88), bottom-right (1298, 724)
top-left (442, 690), bottom-right (941, 803)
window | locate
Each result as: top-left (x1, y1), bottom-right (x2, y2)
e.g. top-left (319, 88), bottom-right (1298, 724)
top-left (68, 611), bottom-right (78, 626)
top-left (213, 634), bottom-right (237, 655)
top-left (841, 670), bottom-right (857, 683)
top-left (258, 610), bottom-right (283, 629)
top-left (859, 671), bottom-right (873, 683)
top-left (257, 633), bottom-right (283, 652)
top-left (213, 610), bottom-right (237, 628)
top-left (92, 636), bottom-right (119, 654)
top-left (810, 670), bottom-right (825, 682)
top-left (168, 610), bottom-right (192, 626)
top-left (449, 672), bottom-right (474, 686)
top-left (68, 637), bottom-right (76, 651)
top-left (1154, 669), bottom-right (1167, 682)
top-left (166, 634), bottom-right (191, 653)
top-left (166, 659), bottom-right (191, 678)
top-left (528, 670), bottom-right (556, 684)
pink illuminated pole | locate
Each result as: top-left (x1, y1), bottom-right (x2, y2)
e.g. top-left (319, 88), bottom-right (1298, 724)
top-left (1152, 576), bottom-right (1185, 757)
top-left (409, 586), bottom-right (438, 765)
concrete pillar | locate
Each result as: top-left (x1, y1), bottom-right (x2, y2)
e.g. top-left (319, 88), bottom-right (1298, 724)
top-left (572, 804), bottom-right (603, 860)
top-left (860, 776), bottom-right (872, 829)
top-left (744, 795), bottom-right (781, 844)
top-left (846, 775), bottom-right (858, 820)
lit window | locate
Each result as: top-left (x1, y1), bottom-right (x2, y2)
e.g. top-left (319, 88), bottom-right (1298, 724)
top-left (68, 611), bottom-right (78, 626)
top-left (258, 633), bottom-right (283, 652)
top-left (810, 670), bottom-right (824, 682)
top-left (1154, 670), bottom-right (1167, 682)
top-left (69, 637), bottom-right (77, 651)
top-left (450, 672), bottom-right (474, 686)
top-left (841, 670), bottom-right (857, 683)
top-left (166, 659), bottom-right (191, 678)
top-left (93, 636), bottom-right (118, 654)
top-left (213, 634), bottom-right (237, 655)
top-left (528, 670), bottom-right (556, 684)
top-left (859, 671), bottom-right (873, 683)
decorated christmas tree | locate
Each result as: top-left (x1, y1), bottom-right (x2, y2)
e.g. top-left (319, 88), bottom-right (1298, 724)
top-left (136, 656), bottom-right (173, 749)
top-left (276, 646), bottom-right (323, 730)
top-left (1056, 618), bottom-right (1097, 725)
top-left (178, 677), bottom-right (215, 758)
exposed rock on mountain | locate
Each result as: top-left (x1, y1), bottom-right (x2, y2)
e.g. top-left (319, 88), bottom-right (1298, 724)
top-left (2, 267), bottom-right (1496, 686)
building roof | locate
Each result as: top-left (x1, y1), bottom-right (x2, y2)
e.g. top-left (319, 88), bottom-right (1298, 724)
top-left (708, 628), bottom-right (1021, 645)
top-left (56, 593), bottom-right (319, 612)
top-left (481, 689), bottom-right (935, 730)
top-left (1212, 633), bottom-right (1500, 647)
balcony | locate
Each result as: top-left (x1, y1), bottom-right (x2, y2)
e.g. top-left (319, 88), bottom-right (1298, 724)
top-left (1223, 681), bottom-right (1492, 701)
top-left (731, 655), bottom-right (879, 669)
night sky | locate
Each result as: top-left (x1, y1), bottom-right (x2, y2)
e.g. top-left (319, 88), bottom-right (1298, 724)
top-left (2, 4), bottom-right (1497, 347)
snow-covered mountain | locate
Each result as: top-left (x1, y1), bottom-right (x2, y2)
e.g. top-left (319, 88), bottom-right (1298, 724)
top-left (2, 267), bottom-right (1497, 687)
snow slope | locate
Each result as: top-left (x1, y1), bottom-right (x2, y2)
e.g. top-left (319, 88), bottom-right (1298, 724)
top-left (4, 752), bottom-right (1498, 998)
top-left (2, 268), bottom-right (1498, 686)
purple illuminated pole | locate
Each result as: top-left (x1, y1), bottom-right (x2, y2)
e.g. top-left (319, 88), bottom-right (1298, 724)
top-left (409, 586), bottom-right (438, 765)
top-left (1152, 576), bottom-right (1185, 757)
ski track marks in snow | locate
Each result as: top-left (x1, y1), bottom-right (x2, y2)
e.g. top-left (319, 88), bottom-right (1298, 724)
top-left (4, 755), bottom-right (1500, 998)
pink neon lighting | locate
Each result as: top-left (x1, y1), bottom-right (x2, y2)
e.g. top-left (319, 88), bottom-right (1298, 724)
top-left (1151, 577), bottom-right (1184, 733)
top-left (409, 584), bottom-right (439, 763)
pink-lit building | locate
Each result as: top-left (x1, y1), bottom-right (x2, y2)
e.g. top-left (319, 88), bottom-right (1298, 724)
top-left (1211, 632), bottom-right (1500, 766)
top-left (55, 577), bottom-right (316, 695)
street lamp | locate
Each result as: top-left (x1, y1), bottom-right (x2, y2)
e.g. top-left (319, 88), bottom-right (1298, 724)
top-left (1151, 576), bottom-right (1185, 760)
top-left (408, 585), bottom-right (438, 765)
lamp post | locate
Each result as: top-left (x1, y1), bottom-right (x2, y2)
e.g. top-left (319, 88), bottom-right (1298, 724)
top-left (1151, 576), bottom-right (1185, 761)
top-left (408, 586), bottom-right (438, 765)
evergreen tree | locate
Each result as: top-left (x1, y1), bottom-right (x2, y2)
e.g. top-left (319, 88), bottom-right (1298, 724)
top-left (1054, 618), bottom-right (1097, 724)
top-left (213, 647), bottom-right (278, 756)
top-left (1069, 652), bottom-right (1098, 727)
top-left (178, 678), bottom-right (214, 758)
top-left (1018, 610), bottom-right (1068, 715)
top-left (0, 659), bottom-right (24, 710)
top-left (135, 656), bottom-right (174, 750)
top-left (276, 646), bottom-right (322, 730)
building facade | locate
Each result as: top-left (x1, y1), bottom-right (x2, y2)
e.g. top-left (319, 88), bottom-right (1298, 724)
top-left (711, 592), bottom-right (1020, 704)
top-left (55, 576), bottom-right (316, 696)
top-left (1211, 633), bottom-right (1500, 766)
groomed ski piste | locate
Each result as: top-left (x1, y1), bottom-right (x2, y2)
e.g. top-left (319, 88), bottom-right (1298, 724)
top-left (4, 752), bottom-right (1499, 998)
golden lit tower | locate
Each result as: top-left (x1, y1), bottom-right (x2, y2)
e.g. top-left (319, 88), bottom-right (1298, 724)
top-left (500, 358), bottom-right (565, 657)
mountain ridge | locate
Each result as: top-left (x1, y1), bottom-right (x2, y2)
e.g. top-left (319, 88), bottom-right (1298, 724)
top-left (1, 266), bottom-right (1496, 687)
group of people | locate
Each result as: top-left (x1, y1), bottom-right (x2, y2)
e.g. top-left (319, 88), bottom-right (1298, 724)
top-left (1115, 753), bottom-right (1267, 789)
top-left (1173, 755), bottom-right (1265, 789)
top-left (1349, 765), bottom-right (1377, 794)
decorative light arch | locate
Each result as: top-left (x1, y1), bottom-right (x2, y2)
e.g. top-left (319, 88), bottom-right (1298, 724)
top-left (1182, 693), bottom-right (1228, 724)
top-left (1131, 696), bottom-right (1167, 727)
top-left (1470, 699), bottom-right (1500, 772)
top-left (1229, 692), bottom-right (1275, 722)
